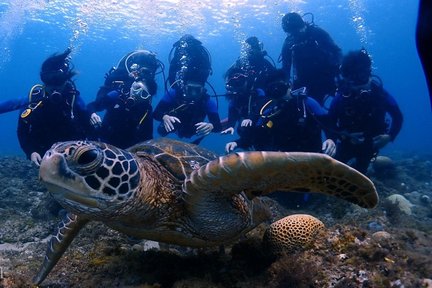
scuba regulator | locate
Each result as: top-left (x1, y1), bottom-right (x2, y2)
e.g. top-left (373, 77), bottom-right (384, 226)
top-left (126, 80), bottom-right (151, 108)
top-left (122, 59), bottom-right (153, 109)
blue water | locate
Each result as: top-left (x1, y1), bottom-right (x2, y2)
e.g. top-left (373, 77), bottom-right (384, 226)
top-left (0, 0), bottom-right (430, 156)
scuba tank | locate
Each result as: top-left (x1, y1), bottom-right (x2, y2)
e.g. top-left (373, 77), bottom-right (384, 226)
top-left (168, 34), bottom-right (212, 91)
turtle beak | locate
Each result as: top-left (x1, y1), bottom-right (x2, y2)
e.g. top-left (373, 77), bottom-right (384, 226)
top-left (39, 153), bottom-right (77, 200)
top-left (40, 153), bottom-right (65, 182)
top-left (39, 152), bottom-right (108, 211)
top-left (40, 152), bottom-right (75, 183)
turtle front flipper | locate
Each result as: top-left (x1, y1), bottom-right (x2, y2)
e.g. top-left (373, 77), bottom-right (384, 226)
top-left (33, 212), bottom-right (89, 285)
top-left (184, 151), bottom-right (378, 209)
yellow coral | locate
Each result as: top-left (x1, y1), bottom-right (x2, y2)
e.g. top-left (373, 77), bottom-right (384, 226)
top-left (263, 214), bottom-right (325, 254)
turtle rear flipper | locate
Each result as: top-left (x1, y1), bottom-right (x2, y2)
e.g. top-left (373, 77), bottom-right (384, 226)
top-left (184, 151), bottom-right (378, 209)
top-left (33, 212), bottom-right (89, 285)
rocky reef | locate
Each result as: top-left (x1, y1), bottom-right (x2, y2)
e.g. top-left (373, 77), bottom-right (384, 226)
top-left (0, 153), bottom-right (431, 288)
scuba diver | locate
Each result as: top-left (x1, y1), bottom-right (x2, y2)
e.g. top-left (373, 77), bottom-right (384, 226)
top-left (17, 48), bottom-right (93, 166)
top-left (221, 36), bottom-right (276, 135)
top-left (225, 69), bottom-right (335, 155)
top-left (167, 34), bottom-right (212, 89)
top-left (154, 34), bottom-right (221, 143)
top-left (87, 50), bottom-right (162, 149)
top-left (280, 12), bottom-right (342, 105)
top-left (221, 67), bottom-right (266, 135)
top-left (227, 36), bottom-right (276, 90)
top-left (327, 49), bottom-right (403, 174)
top-left (225, 69), bottom-right (335, 209)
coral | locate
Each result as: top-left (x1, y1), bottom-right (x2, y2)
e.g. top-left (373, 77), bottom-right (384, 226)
top-left (266, 254), bottom-right (324, 288)
top-left (372, 155), bottom-right (397, 178)
top-left (382, 199), bottom-right (403, 226)
top-left (262, 214), bottom-right (325, 254)
top-left (386, 194), bottom-right (414, 215)
top-left (372, 231), bottom-right (392, 242)
top-left (2, 154), bottom-right (432, 287)
top-left (329, 230), bottom-right (358, 253)
top-left (398, 156), bottom-right (432, 181)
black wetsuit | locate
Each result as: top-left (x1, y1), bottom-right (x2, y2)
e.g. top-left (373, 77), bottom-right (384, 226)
top-left (153, 87), bottom-right (222, 139)
top-left (281, 25), bottom-right (342, 104)
top-left (327, 81), bottom-right (403, 173)
top-left (17, 81), bottom-right (91, 158)
top-left (236, 95), bottom-right (327, 152)
top-left (87, 59), bottom-right (157, 149)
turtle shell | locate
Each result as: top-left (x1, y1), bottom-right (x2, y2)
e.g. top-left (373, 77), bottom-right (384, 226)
top-left (128, 138), bottom-right (218, 181)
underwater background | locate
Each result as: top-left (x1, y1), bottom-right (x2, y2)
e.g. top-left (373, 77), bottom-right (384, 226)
top-left (0, 0), bottom-right (430, 156)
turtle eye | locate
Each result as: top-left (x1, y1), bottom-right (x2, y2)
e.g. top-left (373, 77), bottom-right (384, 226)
top-left (77, 149), bottom-right (99, 165)
top-left (71, 146), bottom-right (103, 175)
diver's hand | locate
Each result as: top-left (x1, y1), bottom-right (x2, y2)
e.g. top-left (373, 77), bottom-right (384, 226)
top-left (195, 122), bottom-right (214, 136)
top-left (90, 113), bottom-right (102, 127)
top-left (373, 134), bottom-right (391, 150)
top-left (322, 139), bottom-right (336, 157)
top-left (30, 152), bottom-right (42, 166)
top-left (241, 119), bottom-right (253, 127)
top-left (162, 115), bottom-right (181, 132)
top-left (221, 127), bottom-right (235, 135)
top-left (225, 142), bottom-right (238, 153)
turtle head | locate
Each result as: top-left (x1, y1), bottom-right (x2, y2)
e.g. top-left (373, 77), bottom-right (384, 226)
top-left (39, 141), bottom-right (141, 217)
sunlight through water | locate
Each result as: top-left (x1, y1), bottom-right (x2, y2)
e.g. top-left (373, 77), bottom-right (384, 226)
top-left (348, 0), bottom-right (370, 46)
top-left (0, 0), bottom-right (46, 68)
top-left (1, 0), bottom-right (303, 53)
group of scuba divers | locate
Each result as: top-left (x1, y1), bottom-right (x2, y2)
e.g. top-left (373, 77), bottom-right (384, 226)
top-left (0, 12), bottom-right (403, 177)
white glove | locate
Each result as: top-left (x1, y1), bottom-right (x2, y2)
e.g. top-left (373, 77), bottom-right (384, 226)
top-left (373, 134), bottom-right (391, 150)
top-left (195, 122), bottom-right (214, 136)
top-left (322, 139), bottom-right (336, 157)
top-left (90, 113), bottom-right (102, 127)
top-left (225, 142), bottom-right (238, 153)
top-left (221, 127), bottom-right (235, 135)
top-left (30, 152), bottom-right (42, 166)
top-left (241, 119), bottom-right (253, 127)
top-left (162, 115), bottom-right (181, 132)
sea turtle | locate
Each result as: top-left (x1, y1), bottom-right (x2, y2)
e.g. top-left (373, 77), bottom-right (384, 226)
top-left (34, 138), bottom-right (378, 285)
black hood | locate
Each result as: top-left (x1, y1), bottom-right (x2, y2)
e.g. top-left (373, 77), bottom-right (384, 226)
top-left (40, 48), bottom-right (75, 86)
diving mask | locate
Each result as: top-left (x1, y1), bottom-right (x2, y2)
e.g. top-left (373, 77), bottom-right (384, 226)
top-left (129, 63), bottom-right (153, 80)
top-left (345, 70), bottom-right (371, 87)
top-left (40, 68), bottom-right (68, 86)
top-left (126, 81), bottom-right (151, 107)
top-left (339, 78), bottom-right (371, 97)
top-left (225, 73), bottom-right (248, 94)
top-left (128, 63), bottom-right (144, 80)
